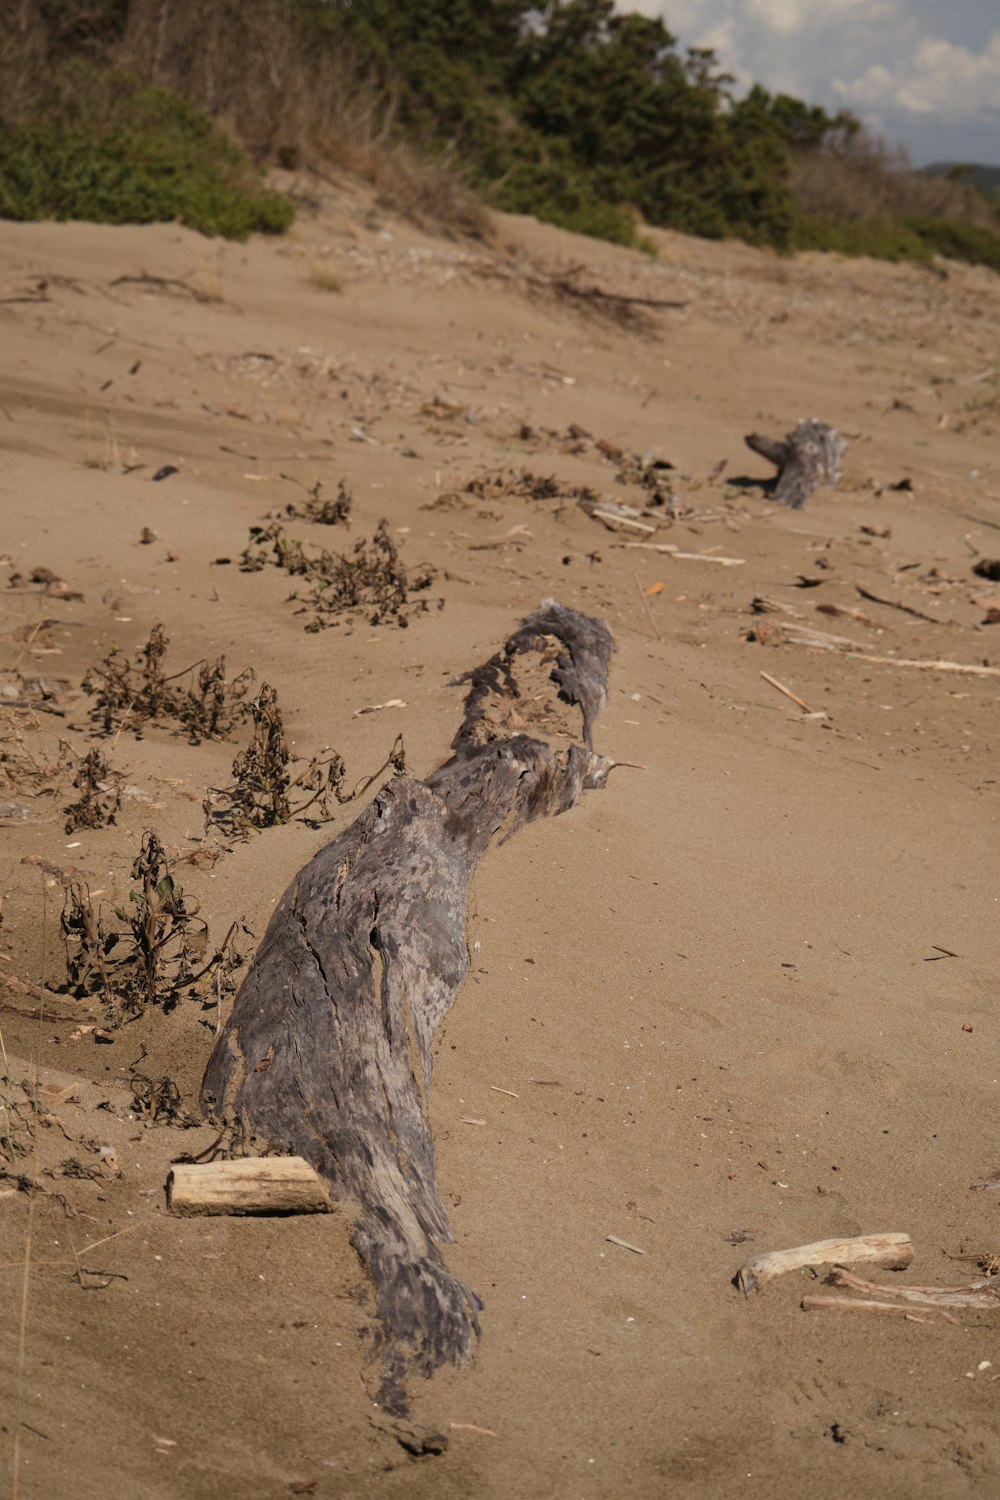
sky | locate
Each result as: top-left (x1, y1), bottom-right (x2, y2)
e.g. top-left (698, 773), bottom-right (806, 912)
top-left (627, 1), bottom-right (1000, 165)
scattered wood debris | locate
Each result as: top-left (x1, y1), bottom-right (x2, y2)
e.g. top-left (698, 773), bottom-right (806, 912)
top-left (110, 272), bottom-right (218, 304)
top-left (752, 595), bottom-right (803, 618)
top-left (624, 542), bottom-right (745, 565)
top-left (353, 699), bottom-right (407, 717)
top-left (855, 584), bottom-right (944, 625)
top-left (816, 601), bottom-right (879, 627)
top-left (804, 1264), bottom-right (1000, 1317)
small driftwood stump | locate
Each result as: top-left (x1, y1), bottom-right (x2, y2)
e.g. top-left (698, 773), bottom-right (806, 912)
top-left (166, 1157), bottom-right (331, 1216)
top-left (202, 600), bottom-right (615, 1417)
top-left (744, 419), bottom-right (846, 508)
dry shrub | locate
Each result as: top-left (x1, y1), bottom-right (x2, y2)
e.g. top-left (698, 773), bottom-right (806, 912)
top-left (205, 683), bottom-right (407, 836)
top-left (370, 146), bottom-right (492, 240)
top-left (307, 259), bottom-right (342, 293)
top-left (207, 682), bottom-right (348, 832)
top-left (119, 0), bottom-right (388, 167)
top-left (82, 624), bottom-right (254, 741)
top-left (791, 132), bottom-right (999, 232)
top-left (1, 2), bottom-right (491, 241)
top-left (119, 0), bottom-right (492, 238)
top-left (240, 519), bottom-right (439, 631)
top-left (64, 747), bottom-right (123, 834)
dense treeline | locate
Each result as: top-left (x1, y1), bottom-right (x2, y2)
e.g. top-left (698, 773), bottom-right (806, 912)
top-left (1, 0), bottom-right (999, 269)
top-left (307, 0), bottom-right (854, 248)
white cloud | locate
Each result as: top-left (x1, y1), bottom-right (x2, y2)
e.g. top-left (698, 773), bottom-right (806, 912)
top-left (621, 2), bottom-right (1000, 161)
top-left (835, 32), bottom-right (1000, 123)
top-left (747, 0), bottom-right (898, 35)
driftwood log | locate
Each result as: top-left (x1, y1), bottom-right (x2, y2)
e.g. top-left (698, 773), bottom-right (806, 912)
top-left (202, 600), bottom-right (615, 1418)
top-left (744, 419), bottom-right (846, 508)
top-left (166, 1157), bottom-right (331, 1216)
top-left (737, 1232), bottom-right (913, 1295)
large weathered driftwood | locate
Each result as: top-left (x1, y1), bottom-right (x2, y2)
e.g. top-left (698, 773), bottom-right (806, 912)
top-left (744, 419), bottom-right (846, 508)
top-left (202, 601), bottom-right (614, 1415)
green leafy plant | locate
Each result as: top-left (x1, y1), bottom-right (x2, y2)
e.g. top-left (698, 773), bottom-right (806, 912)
top-left (0, 62), bottom-right (293, 239)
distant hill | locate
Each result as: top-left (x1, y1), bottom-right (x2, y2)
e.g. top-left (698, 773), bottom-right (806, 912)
top-left (922, 162), bottom-right (1000, 198)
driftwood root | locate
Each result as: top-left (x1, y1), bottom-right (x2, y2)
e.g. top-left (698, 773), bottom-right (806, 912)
top-left (744, 420), bottom-right (846, 508)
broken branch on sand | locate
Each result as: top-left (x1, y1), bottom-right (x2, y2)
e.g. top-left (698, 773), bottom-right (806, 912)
top-left (823, 1264), bottom-right (1000, 1311)
top-left (751, 621), bottom-right (1000, 676)
top-left (744, 420), bottom-right (846, 509)
top-left (622, 542), bottom-right (745, 566)
top-left (109, 272), bottom-right (218, 304)
top-left (845, 652), bottom-right (1000, 677)
top-left (166, 1158), bottom-right (332, 1216)
top-left (800, 1296), bottom-right (955, 1319)
top-left (634, 573), bottom-right (662, 641)
top-left (201, 601), bottom-right (615, 1419)
top-left (737, 1232), bottom-right (912, 1294)
top-left (483, 257), bottom-right (686, 329)
top-left (855, 585), bottom-right (945, 625)
top-left (759, 671), bottom-right (819, 715)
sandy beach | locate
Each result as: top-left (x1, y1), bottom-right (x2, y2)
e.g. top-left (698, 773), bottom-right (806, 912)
top-left (2, 180), bottom-right (1000, 1498)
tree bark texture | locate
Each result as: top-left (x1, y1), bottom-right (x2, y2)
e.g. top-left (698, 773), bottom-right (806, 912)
top-left (745, 419), bottom-right (847, 508)
top-left (201, 601), bottom-right (615, 1413)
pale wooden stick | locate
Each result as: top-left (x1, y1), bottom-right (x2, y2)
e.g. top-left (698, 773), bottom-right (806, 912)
top-left (623, 542), bottom-right (745, 565)
top-left (827, 1265), bottom-right (1000, 1310)
top-left (634, 572), bottom-right (662, 642)
top-left (759, 670), bottom-right (817, 715)
top-left (851, 653), bottom-right (1000, 678)
top-left (773, 625), bottom-right (1000, 677)
top-left (737, 1232), bottom-right (912, 1294)
top-left (592, 509), bottom-right (657, 535)
top-left (774, 623), bottom-right (870, 650)
top-left (801, 1296), bottom-right (945, 1316)
top-left (607, 1234), bottom-right (646, 1254)
top-left (166, 1157), bottom-right (332, 1216)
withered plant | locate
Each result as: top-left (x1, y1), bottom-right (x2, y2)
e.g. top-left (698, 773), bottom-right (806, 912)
top-left (61, 831), bottom-right (249, 1025)
top-left (280, 478), bottom-right (353, 527)
top-left (205, 683), bottom-right (407, 835)
top-left (64, 747), bottom-right (123, 834)
top-left (239, 517), bottom-right (438, 630)
top-left (82, 624), bottom-right (253, 741)
top-left (239, 523), bottom-right (310, 576)
top-left (0, 712), bottom-right (71, 794)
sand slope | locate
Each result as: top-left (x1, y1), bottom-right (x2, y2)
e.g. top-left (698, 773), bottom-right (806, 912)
top-left (1, 182), bottom-right (999, 1498)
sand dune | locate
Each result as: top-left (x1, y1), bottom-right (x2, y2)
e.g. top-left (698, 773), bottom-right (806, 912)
top-left (1, 180), bottom-right (999, 1498)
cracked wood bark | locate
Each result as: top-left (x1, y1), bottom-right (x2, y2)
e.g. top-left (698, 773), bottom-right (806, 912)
top-left (201, 600), bottom-right (615, 1416)
top-left (744, 419), bottom-right (847, 508)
